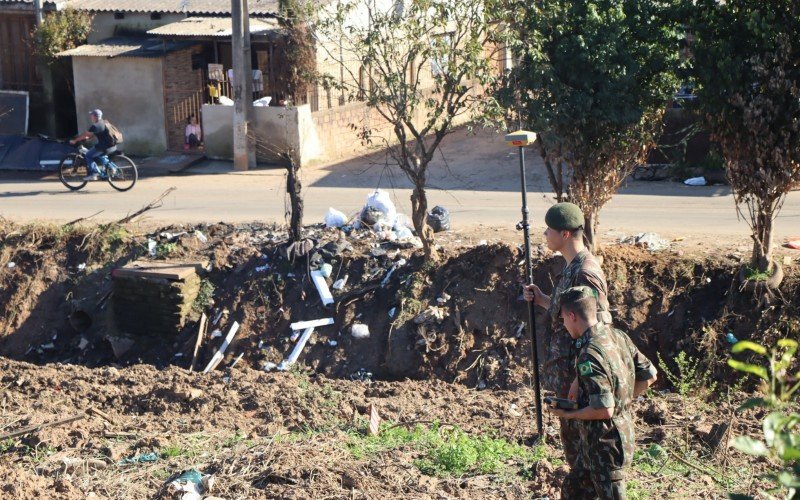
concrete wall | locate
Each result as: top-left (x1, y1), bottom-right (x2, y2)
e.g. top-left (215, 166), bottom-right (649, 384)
top-left (87, 12), bottom-right (186, 43)
top-left (72, 56), bottom-right (166, 155)
top-left (202, 104), bottom-right (322, 166)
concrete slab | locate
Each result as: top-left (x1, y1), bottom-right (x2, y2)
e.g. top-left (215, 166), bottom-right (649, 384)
top-left (137, 152), bottom-right (206, 176)
top-left (112, 260), bottom-right (206, 281)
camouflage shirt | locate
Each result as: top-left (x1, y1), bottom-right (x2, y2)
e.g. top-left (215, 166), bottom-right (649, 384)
top-left (543, 249), bottom-right (612, 396)
top-left (574, 323), bottom-right (657, 471)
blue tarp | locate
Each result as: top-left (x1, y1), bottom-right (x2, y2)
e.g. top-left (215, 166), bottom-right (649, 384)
top-left (0, 135), bottom-right (76, 171)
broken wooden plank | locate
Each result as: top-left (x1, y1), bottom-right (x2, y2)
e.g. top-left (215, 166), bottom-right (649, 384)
top-left (203, 321), bottom-right (240, 373)
top-left (368, 404), bottom-right (381, 437)
top-left (87, 407), bottom-right (114, 425)
top-left (190, 313), bottom-right (208, 372)
top-left (310, 270), bottom-right (335, 306)
top-left (112, 260), bottom-right (207, 281)
top-left (0, 414), bottom-right (86, 440)
top-left (278, 327), bottom-right (314, 371)
top-left (290, 318), bottom-right (334, 331)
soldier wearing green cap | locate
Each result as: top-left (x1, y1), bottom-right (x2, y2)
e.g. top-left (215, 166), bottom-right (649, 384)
top-left (523, 202), bottom-right (613, 487)
top-left (548, 286), bottom-right (657, 499)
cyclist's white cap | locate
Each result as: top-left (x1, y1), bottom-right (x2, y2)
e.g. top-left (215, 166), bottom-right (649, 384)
top-left (89, 109), bottom-right (103, 119)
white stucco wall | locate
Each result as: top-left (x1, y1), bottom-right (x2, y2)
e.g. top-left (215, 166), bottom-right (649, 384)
top-left (202, 104), bottom-right (321, 166)
top-left (72, 56), bottom-right (166, 155)
top-left (87, 12), bottom-right (186, 43)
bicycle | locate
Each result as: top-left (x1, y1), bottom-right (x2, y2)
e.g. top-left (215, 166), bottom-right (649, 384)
top-left (59, 143), bottom-right (138, 192)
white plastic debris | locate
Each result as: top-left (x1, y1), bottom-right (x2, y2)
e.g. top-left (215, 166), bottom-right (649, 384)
top-left (381, 258), bottom-right (407, 287)
top-left (388, 307), bottom-right (397, 319)
top-left (255, 264), bottom-right (270, 272)
top-left (362, 190), bottom-right (397, 227)
top-left (203, 322), bottom-right (240, 373)
top-left (159, 231), bottom-right (188, 241)
top-left (622, 232), bottom-right (670, 252)
top-left (319, 263), bottom-right (333, 278)
top-left (218, 95), bottom-right (234, 105)
top-left (210, 329), bottom-right (223, 339)
top-left (479, 240), bottom-right (487, 246)
top-left (77, 263), bottom-right (86, 271)
top-left (278, 327), bottom-right (314, 370)
top-left (310, 270), bottom-right (335, 306)
top-left (684, 176), bottom-right (707, 186)
top-left (290, 318), bottom-right (334, 331)
top-left (166, 469), bottom-right (215, 500)
top-left (328, 340), bottom-right (338, 347)
top-left (264, 361), bottom-right (278, 372)
top-left (6, 262), bottom-right (15, 269)
top-left (78, 337), bottom-right (89, 350)
top-left (253, 96), bottom-right (272, 107)
top-left (194, 230), bottom-right (208, 243)
top-left (324, 208), bottom-right (348, 228)
top-left (332, 275), bottom-right (349, 290)
top-left (394, 226), bottom-right (413, 239)
top-left (351, 323), bottom-right (370, 339)
top-left (147, 238), bottom-right (157, 257)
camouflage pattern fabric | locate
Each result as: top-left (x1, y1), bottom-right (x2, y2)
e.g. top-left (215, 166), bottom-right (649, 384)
top-left (543, 249), bottom-right (611, 398)
top-left (563, 323), bottom-right (655, 500)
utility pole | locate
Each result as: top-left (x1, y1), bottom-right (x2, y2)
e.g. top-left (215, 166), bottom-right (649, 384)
top-left (33, 0), bottom-right (43, 25)
top-left (232, 0), bottom-right (256, 170)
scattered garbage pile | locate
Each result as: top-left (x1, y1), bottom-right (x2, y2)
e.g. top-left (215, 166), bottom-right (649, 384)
top-left (2, 214), bottom-right (799, 392)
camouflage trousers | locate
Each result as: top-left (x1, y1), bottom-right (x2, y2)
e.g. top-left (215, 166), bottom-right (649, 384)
top-left (560, 417), bottom-right (593, 498)
top-left (561, 448), bottom-right (627, 500)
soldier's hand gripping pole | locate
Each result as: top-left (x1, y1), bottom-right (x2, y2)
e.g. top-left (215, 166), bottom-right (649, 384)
top-left (506, 131), bottom-right (543, 437)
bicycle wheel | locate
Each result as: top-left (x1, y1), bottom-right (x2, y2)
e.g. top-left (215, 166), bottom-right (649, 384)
top-left (106, 155), bottom-right (138, 192)
top-left (59, 153), bottom-right (88, 191)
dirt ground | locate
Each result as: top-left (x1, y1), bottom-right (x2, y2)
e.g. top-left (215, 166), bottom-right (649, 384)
top-left (0, 218), bottom-right (798, 498)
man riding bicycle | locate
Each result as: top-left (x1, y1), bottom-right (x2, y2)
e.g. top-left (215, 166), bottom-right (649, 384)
top-left (70, 109), bottom-right (117, 181)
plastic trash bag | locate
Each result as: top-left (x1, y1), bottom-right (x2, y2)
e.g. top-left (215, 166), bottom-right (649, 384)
top-left (324, 207), bottom-right (348, 228)
top-left (684, 176), bottom-right (707, 186)
top-left (426, 205), bottom-right (451, 232)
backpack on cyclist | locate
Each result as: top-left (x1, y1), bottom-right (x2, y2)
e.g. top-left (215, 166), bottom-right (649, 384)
top-left (105, 121), bottom-right (124, 145)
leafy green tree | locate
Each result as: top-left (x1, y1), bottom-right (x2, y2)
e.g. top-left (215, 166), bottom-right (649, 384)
top-left (502, 0), bottom-right (681, 248)
top-left (728, 339), bottom-right (800, 499)
top-left (688, 1), bottom-right (800, 274)
top-left (316, 0), bottom-right (508, 259)
top-left (31, 8), bottom-right (92, 62)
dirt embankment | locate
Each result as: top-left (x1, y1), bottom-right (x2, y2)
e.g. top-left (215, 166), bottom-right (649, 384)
top-left (0, 220), bottom-right (798, 498)
top-left (1, 220), bottom-right (798, 386)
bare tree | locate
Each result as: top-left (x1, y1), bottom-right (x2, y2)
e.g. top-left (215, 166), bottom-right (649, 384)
top-left (316, 0), bottom-right (507, 259)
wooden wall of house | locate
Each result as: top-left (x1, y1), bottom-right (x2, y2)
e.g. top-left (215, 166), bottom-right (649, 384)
top-left (0, 12), bottom-right (39, 92)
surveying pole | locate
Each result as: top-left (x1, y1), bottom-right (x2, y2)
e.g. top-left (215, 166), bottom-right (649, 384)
top-left (505, 130), bottom-right (543, 437)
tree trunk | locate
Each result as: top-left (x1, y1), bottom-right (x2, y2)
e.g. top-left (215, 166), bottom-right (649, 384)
top-left (583, 208), bottom-right (599, 252)
top-left (411, 180), bottom-right (435, 260)
top-left (751, 204), bottom-right (773, 272)
top-left (286, 157), bottom-right (303, 242)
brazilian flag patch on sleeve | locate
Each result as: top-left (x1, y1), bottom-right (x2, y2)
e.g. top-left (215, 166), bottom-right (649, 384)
top-left (578, 361), bottom-right (593, 376)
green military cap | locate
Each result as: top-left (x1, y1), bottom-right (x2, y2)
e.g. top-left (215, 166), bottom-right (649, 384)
top-left (558, 285), bottom-right (598, 307)
top-left (545, 202), bottom-right (584, 231)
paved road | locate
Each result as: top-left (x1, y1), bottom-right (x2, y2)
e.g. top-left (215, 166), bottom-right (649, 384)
top-left (1, 129), bottom-right (798, 241)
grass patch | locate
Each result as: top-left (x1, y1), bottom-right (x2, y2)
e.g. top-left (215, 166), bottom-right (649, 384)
top-left (160, 444), bottom-right (185, 458)
top-left (347, 422), bottom-right (545, 478)
top-left (743, 265), bottom-right (773, 281)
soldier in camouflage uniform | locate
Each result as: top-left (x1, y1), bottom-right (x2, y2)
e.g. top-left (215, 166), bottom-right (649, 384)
top-left (547, 286), bottom-right (657, 499)
top-left (523, 203), bottom-right (612, 486)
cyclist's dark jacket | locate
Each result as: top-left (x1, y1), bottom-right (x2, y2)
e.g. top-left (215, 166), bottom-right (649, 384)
top-left (88, 121), bottom-right (114, 150)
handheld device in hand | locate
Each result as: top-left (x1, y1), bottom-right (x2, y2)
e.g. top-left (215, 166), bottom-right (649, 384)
top-left (544, 396), bottom-right (578, 411)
